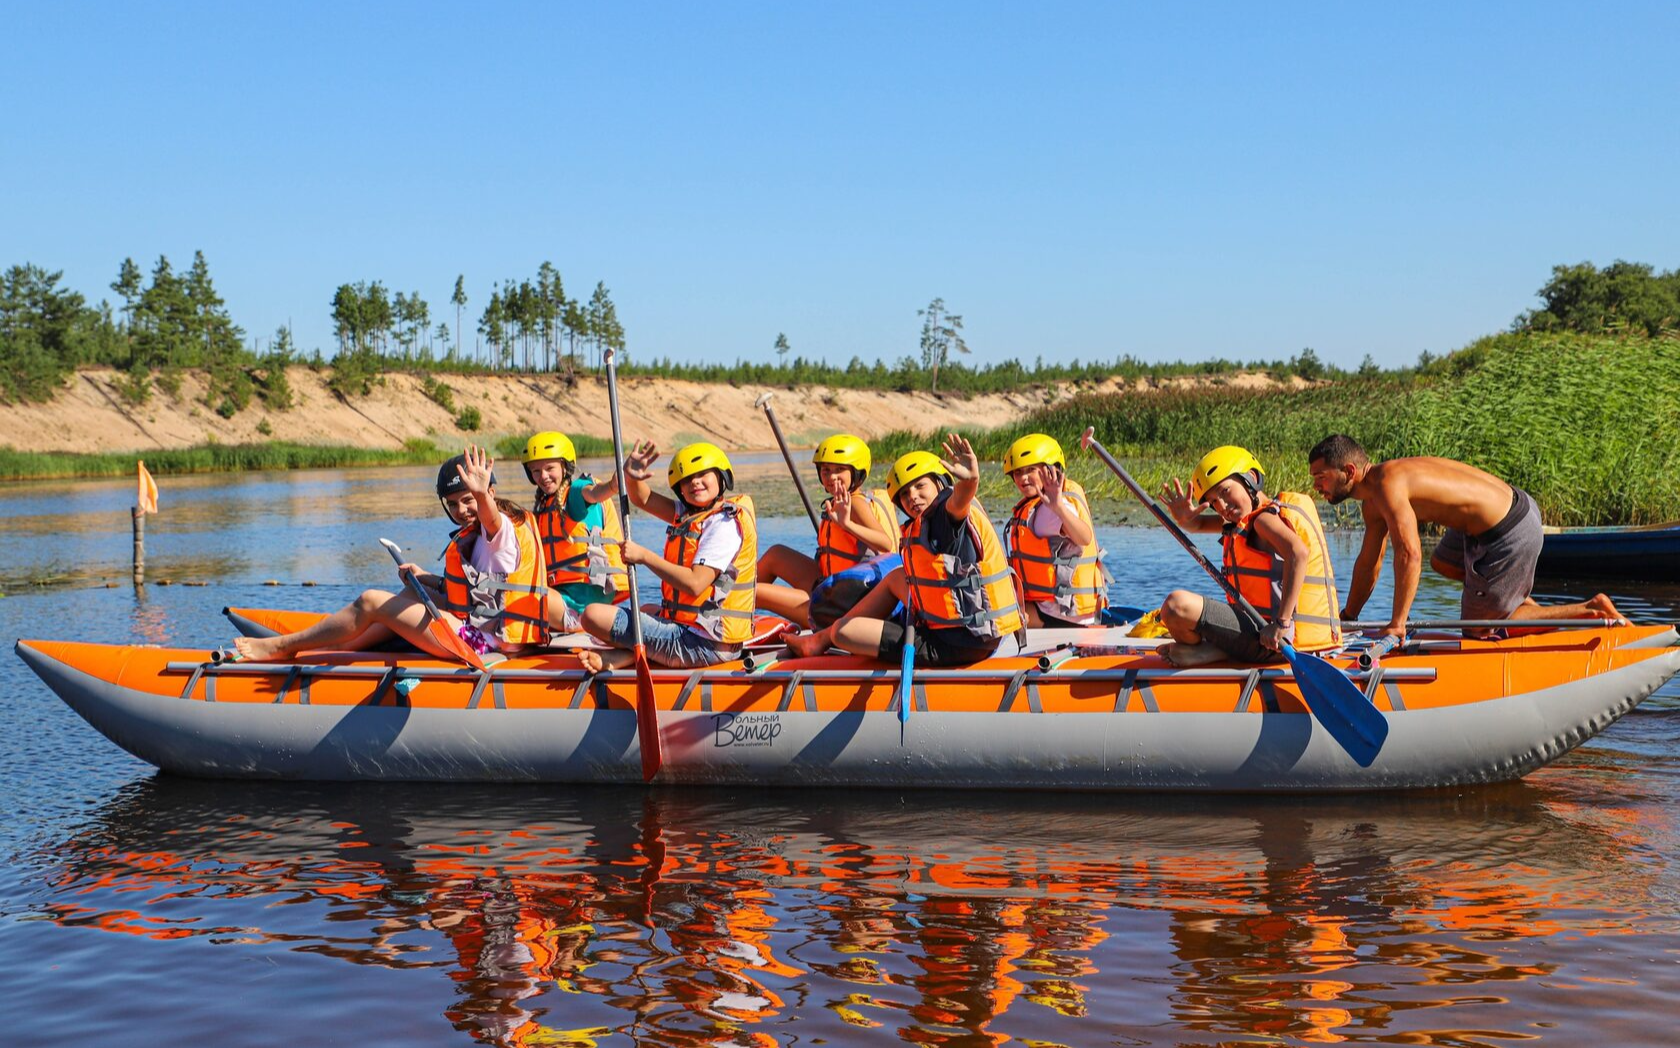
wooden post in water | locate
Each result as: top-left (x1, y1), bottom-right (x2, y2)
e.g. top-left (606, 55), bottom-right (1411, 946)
top-left (132, 506), bottom-right (145, 585)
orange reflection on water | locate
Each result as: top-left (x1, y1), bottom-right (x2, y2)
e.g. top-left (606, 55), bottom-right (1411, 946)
top-left (31, 781), bottom-right (1679, 1048)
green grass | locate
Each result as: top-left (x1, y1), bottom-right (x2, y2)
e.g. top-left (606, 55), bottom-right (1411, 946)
top-left (0, 440), bottom-right (448, 481)
top-left (0, 431), bottom-right (621, 483)
top-left (491, 433), bottom-right (615, 461)
top-left (873, 332), bottom-right (1680, 527)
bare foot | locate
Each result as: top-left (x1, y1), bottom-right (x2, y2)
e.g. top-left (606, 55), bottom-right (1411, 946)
top-left (577, 649), bottom-right (605, 674)
top-left (1163, 642), bottom-right (1226, 668)
top-left (1587, 593), bottom-right (1627, 624)
top-left (783, 631), bottom-right (832, 658)
top-left (233, 635), bottom-right (292, 661)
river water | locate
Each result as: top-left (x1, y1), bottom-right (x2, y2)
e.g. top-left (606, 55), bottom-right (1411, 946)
top-left (2, 461), bottom-right (1678, 1047)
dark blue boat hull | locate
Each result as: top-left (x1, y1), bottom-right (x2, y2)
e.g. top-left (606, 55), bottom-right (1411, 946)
top-left (1536, 525), bottom-right (1680, 579)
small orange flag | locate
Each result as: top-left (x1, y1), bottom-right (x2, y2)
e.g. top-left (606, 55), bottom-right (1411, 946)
top-left (137, 460), bottom-right (159, 515)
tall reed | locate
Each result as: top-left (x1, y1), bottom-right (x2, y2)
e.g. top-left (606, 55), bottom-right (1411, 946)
top-left (872, 333), bottom-right (1680, 526)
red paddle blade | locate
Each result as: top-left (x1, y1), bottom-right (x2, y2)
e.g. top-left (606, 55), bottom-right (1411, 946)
top-left (634, 644), bottom-right (663, 781)
top-left (429, 618), bottom-right (487, 671)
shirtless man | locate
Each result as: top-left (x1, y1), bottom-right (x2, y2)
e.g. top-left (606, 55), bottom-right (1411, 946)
top-left (1306, 434), bottom-right (1621, 638)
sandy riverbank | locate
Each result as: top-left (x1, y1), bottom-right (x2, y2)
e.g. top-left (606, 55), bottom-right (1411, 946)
top-left (0, 367), bottom-right (1304, 454)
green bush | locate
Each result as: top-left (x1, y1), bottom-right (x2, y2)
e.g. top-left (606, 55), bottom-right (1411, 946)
top-left (256, 363), bottom-right (294, 411)
top-left (115, 361), bottom-right (152, 406)
top-left (156, 366), bottom-right (183, 399)
top-left (422, 374), bottom-right (457, 412)
top-left (454, 406), bottom-right (481, 431)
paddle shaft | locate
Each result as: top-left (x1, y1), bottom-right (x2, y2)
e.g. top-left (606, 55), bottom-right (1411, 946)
top-left (603, 350), bottom-right (646, 649)
top-left (1347, 618), bottom-right (1615, 631)
top-left (380, 538), bottom-right (446, 616)
top-left (605, 349), bottom-right (665, 781)
top-left (378, 537), bottom-right (486, 670)
top-left (1081, 431), bottom-right (1269, 631)
top-left (757, 395), bottom-right (822, 533)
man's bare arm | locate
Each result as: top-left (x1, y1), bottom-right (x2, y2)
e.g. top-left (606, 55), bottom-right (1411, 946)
top-left (1371, 476), bottom-right (1424, 636)
top-left (1342, 500), bottom-right (1388, 621)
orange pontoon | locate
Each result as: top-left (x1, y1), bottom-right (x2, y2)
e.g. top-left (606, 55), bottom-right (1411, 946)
top-left (15, 616), bottom-right (1677, 790)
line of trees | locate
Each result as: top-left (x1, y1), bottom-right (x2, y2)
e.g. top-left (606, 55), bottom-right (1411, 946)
top-left (6, 255), bottom-right (1673, 410)
top-left (329, 262), bottom-right (626, 378)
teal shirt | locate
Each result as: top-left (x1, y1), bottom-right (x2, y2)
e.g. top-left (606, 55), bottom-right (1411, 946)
top-left (555, 476), bottom-right (611, 612)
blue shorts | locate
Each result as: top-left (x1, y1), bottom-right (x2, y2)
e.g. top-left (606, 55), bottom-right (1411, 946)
top-left (606, 605), bottom-right (739, 668)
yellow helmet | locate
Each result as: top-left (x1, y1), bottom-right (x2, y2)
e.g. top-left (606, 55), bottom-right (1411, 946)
top-left (523, 431), bottom-right (576, 463)
top-left (812, 433), bottom-right (872, 480)
top-left (1189, 445), bottom-right (1265, 504)
top-left (1003, 433), bottom-right (1065, 473)
top-left (886, 450), bottom-right (951, 502)
top-left (522, 431), bottom-right (576, 482)
top-left (667, 441), bottom-right (735, 492)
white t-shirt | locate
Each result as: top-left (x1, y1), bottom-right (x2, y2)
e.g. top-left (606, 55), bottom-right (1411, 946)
top-left (682, 508), bottom-right (745, 638)
top-left (469, 511), bottom-right (523, 574)
top-left (691, 510), bottom-right (744, 571)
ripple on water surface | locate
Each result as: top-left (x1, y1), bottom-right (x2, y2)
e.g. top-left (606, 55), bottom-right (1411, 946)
top-left (3, 469), bottom-right (1679, 1046)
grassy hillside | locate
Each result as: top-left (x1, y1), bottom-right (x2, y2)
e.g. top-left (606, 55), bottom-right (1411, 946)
top-left (876, 333), bottom-right (1680, 527)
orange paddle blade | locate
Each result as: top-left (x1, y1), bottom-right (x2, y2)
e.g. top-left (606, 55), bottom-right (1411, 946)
top-left (634, 644), bottom-right (663, 780)
top-left (429, 618), bottom-right (487, 671)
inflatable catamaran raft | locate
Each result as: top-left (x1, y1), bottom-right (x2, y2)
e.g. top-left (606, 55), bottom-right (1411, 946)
top-left (15, 608), bottom-right (1679, 790)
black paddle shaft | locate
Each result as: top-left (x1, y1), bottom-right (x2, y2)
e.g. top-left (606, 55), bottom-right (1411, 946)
top-left (603, 350), bottom-right (646, 650)
top-left (1082, 430), bottom-right (1269, 632)
top-left (758, 395), bottom-right (822, 534)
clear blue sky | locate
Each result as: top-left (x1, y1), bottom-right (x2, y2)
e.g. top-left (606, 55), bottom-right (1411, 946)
top-left (5, 1), bottom-right (1677, 370)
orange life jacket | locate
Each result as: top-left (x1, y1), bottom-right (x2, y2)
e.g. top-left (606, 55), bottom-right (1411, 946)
top-left (1006, 479), bottom-right (1109, 621)
top-left (1221, 490), bottom-right (1341, 651)
top-left (816, 487), bottom-right (899, 577)
top-left (441, 512), bottom-right (550, 647)
top-left (661, 494), bottom-right (758, 644)
top-left (901, 493), bottom-right (1023, 640)
top-left (533, 480), bottom-right (629, 601)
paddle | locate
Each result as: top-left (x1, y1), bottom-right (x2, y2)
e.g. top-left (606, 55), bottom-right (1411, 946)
top-left (754, 391), bottom-right (822, 534)
top-left (378, 538), bottom-right (488, 671)
top-left (604, 348), bottom-right (664, 781)
top-left (1079, 428), bottom-right (1388, 766)
top-left (898, 618), bottom-right (915, 727)
top-left (1346, 617), bottom-right (1615, 631)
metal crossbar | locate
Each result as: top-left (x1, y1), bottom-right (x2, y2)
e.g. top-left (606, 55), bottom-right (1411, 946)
top-left (163, 660), bottom-right (1435, 687)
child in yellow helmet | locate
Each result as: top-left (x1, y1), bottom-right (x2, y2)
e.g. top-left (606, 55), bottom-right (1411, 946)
top-left (785, 433), bottom-right (1023, 666)
top-left (520, 430), bottom-right (627, 634)
top-left (1156, 445), bottom-right (1342, 666)
top-left (574, 440), bottom-right (759, 671)
top-left (1002, 432), bottom-right (1110, 629)
top-left (756, 433), bottom-right (899, 626)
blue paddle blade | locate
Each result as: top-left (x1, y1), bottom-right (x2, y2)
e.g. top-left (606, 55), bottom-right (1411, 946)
top-left (1281, 643), bottom-right (1388, 767)
top-left (1101, 606), bottom-right (1149, 626)
top-left (898, 626), bottom-right (914, 725)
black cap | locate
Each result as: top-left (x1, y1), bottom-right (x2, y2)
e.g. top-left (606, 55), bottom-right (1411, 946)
top-left (436, 455), bottom-right (497, 499)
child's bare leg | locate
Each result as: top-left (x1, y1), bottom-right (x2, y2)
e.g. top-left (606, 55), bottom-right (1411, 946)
top-left (1159, 590), bottom-right (1205, 643)
top-left (756, 582), bottom-right (813, 624)
top-left (757, 545), bottom-right (820, 590)
top-left (831, 615), bottom-right (890, 657)
top-left (1157, 590), bottom-right (1223, 666)
top-left (234, 590), bottom-right (453, 661)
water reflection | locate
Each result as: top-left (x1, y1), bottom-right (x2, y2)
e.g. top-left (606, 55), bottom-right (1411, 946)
top-left (29, 777), bottom-right (1679, 1047)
